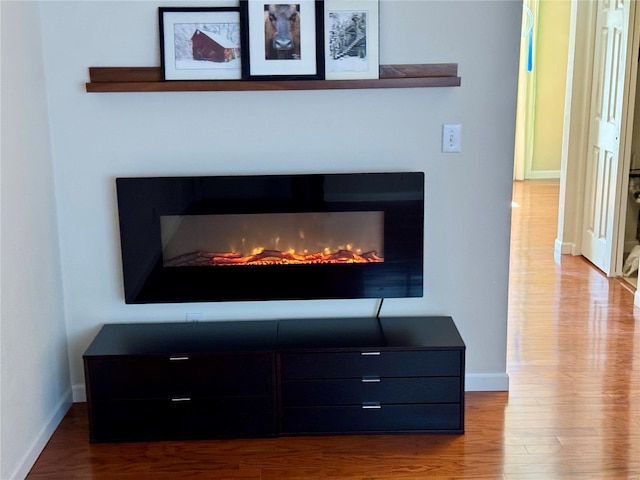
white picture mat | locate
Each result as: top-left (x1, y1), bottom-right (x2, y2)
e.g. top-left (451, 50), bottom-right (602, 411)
top-left (324, 0), bottom-right (378, 80)
top-left (162, 10), bottom-right (242, 80)
top-left (248, 0), bottom-right (318, 76)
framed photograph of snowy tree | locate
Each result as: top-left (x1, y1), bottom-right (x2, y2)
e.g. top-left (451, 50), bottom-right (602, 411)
top-left (324, 0), bottom-right (379, 80)
top-left (160, 7), bottom-right (242, 80)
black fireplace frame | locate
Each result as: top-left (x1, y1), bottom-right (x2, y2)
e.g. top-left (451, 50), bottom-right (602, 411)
top-left (116, 172), bottom-right (424, 303)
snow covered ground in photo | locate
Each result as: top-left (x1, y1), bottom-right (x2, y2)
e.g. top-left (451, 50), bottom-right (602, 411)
top-left (176, 58), bottom-right (241, 71)
top-left (327, 55), bottom-right (368, 73)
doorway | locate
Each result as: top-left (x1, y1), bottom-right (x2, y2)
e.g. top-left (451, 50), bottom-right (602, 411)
top-left (621, 66), bottom-right (640, 288)
top-left (514, 0), bottom-right (570, 182)
top-left (552, 0), bottom-right (640, 302)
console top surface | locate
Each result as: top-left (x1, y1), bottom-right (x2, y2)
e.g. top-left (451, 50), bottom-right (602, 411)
top-left (83, 320), bottom-right (279, 357)
top-left (83, 316), bottom-right (465, 357)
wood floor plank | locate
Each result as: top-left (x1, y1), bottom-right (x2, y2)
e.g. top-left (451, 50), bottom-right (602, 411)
top-left (26, 180), bottom-right (640, 479)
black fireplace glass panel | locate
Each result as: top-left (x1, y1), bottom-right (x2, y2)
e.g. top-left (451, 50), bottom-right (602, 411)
top-left (116, 172), bottom-right (424, 303)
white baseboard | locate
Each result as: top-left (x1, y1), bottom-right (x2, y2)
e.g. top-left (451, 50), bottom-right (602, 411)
top-left (8, 389), bottom-right (72, 480)
top-left (634, 289), bottom-right (640, 308)
top-left (464, 373), bottom-right (509, 391)
top-left (554, 238), bottom-right (576, 263)
top-left (528, 170), bottom-right (561, 179)
top-left (73, 383), bottom-right (87, 403)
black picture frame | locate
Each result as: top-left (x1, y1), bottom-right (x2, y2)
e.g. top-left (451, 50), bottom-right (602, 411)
top-left (159, 7), bottom-right (242, 81)
top-left (240, 1), bottom-right (325, 81)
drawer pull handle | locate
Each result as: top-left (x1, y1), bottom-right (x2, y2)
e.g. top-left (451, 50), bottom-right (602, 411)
top-left (361, 352), bottom-right (381, 356)
top-left (362, 402), bottom-right (381, 409)
top-left (171, 396), bottom-right (191, 402)
top-left (169, 356), bottom-right (189, 361)
top-left (362, 377), bottom-right (381, 383)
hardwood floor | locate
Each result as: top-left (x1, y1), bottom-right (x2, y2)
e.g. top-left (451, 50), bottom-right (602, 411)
top-left (27, 180), bottom-right (640, 479)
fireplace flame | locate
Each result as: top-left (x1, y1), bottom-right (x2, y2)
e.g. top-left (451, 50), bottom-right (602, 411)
top-left (164, 248), bottom-right (384, 267)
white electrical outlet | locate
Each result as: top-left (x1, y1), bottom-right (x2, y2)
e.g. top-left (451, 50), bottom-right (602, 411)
top-left (186, 313), bottom-right (205, 322)
top-left (442, 124), bottom-right (462, 153)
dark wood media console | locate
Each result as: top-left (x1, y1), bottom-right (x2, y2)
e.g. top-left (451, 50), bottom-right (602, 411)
top-left (83, 316), bottom-right (465, 442)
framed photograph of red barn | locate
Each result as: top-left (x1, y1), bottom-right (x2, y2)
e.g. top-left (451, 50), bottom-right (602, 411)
top-left (160, 7), bottom-right (242, 80)
top-left (240, 0), bottom-right (325, 80)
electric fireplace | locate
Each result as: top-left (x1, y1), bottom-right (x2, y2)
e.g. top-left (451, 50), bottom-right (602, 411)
top-left (116, 172), bottom-right (424, 303)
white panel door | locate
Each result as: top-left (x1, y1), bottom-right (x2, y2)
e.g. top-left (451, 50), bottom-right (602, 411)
top-left (581, 0), bottom-right (630, 274)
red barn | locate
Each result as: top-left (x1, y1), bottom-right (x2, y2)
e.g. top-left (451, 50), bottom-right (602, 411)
top-left (192, 29), bottom-right (239, 62)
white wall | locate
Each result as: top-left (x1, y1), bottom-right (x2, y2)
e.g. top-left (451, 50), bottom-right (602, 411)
top-left (36, 0), bottom-right (521, 398)
top-left (1, 2), bottom-right (71, 479)
top-left (1, 0), bottom-right (520, 475)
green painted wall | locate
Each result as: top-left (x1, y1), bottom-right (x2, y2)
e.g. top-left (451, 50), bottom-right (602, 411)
top-left (532, 0), bottom-right (571, 176)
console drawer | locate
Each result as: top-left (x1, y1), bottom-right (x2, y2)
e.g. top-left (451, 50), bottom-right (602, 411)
top-left (281, 377), bottom-right (461, 406)
top-left (281, 403), bottom-right (463, 434)
top-left (89, 396), bottom-right (275, 442)
top-left (86, 354), bottom-right (274, 400)
top-left (280, 350), bottom-right (462, 380)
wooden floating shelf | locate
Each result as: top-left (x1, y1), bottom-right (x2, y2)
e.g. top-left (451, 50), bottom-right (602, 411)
top-left (85, 63), bottom-right (461, 92)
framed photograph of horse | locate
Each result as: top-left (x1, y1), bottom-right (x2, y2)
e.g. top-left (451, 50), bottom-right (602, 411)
top-left (160, 7), bottom-right (242, 81)
top-left (324, 0), bottom-right (379, 80)
top-left (240, 0), bottom-right (325, 80)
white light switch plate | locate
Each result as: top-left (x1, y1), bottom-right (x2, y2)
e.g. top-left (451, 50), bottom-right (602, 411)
top-left (442, 124), bottom-right (462, 153)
